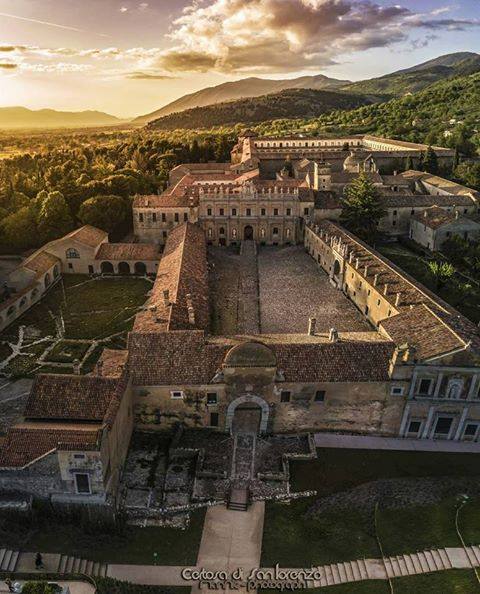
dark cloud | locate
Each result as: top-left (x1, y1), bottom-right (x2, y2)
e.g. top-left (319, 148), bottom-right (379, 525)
top-left (156, 0), bottom-right (480, 74)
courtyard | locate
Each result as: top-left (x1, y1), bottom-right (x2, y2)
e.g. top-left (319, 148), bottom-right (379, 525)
top-left (208, 245), bottom-right (371, 335)
top-left (0, 274), bottom-right (151, 380)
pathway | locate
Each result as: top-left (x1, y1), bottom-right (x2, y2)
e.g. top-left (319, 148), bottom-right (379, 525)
top-left (238, 241), bottom-right (260, 334)
top-left (5, 542), bottom-right (480, 588)
top-left (314, 433), bottom-right (480, 452)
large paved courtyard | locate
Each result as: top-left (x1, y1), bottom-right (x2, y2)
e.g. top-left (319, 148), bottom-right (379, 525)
top-left (209, 245), bottom-right (370, 335)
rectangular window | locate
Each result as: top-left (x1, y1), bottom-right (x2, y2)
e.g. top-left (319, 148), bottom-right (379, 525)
top-left (286, 208), bottom-right (291, 216)
top-left (174, 213), bottom-right (179, 222)
top-left (314, 390), bottom-right (325, 402)
top-left (68, 263), bottom-right (73, 270)
top-left (207, 392), bottom-right (218, 405)
top-left (73, 453), bottom-right (86, 460)
top-left (170, 390), bottom-right (184, 399)
top-left (246, 208), bottom-right (252, 216)
top-left (210, 412), bottom-right (219, 427)
top-left (152, 213), bottom-right (157, 222)
top-left (274, 208), bottom-right (279, 216)
top-left (261, 208), bottom-right (266, 216)
top-left (304, 208), bottom-right (309, 215)
top-left (162, 213), bottom-right (166, 222)
top-left (139, 213), bottom-right (144, 222)
top-left (391, 386), bottom-right (404, 396)
top-left (219, 208), bottom-right (224, 216)
top-left (74, 473), bottom-right (91, 494)
top-left (433, 416), bottom-right (453, 437)
top-left (418, 378), bottom-right (432, 395)
top-left (407, 420), bottom-right (422, 435)
top-left (184, 213), bottom-right (188, 222)
top-left (232, 208), bottom-right (237, 216)
top-left (280, 391), bottom-right (291, 403)
top-left (207, 208), bottom-right (212, 216)
top-left (162, 231), bottom-right (167, 238)
top-left (463, 423), bottom-right (479, 441)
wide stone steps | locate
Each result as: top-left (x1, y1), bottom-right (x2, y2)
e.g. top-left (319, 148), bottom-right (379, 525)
top-left (57, 554), bottom-right (108, 577)
top-left (0, 549), bottom-right (19, 572)
top-left (310, 546), bottom-right (480, 587)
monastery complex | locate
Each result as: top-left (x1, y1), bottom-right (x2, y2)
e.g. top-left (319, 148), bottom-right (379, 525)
top-left (1, 132), bottom-right (480, 514)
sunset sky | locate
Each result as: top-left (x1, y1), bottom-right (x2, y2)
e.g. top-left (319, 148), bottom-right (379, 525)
top-left (0, 0), bottom-right (479, 118)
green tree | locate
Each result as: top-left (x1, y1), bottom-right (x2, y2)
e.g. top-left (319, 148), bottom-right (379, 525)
top-left (454, 162), bottom-right (480, 190)
top-left (78, 194), bottom-right (128, 234)
top-left (428, 260), bottom-right (455, 290)
top-left (340, 173), bottom-right (386, 240)
top-left (423, 146), bottom-right (438, 174)
top-left (37, 191), bottom-right (74, 242)
top-left (0, 206), bottom-right (38, 251)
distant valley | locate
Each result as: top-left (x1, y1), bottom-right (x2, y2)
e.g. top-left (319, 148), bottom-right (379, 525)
top-left (0, 107), bottom-right (123, 129)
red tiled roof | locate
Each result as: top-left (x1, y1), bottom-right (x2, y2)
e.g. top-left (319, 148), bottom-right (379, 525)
top-left (95, 349), bottom-right (129, 378)
top-left (128, 331), bottom-right (394, 386)
top-left (24, 374), bottom-right (122, 422)
top-left (65, 225), bottom-right (108, 247)
top-left (0, 424), bottom-right (100, 468)
top-left (95, 243), bottom-right (160, 261)
top-left (133, 223), bottom-right (209, 333)
top-left (23, 251), bottom-right (60, 277)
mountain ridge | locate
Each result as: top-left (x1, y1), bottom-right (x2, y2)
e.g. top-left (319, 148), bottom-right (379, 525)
top-left (135, 51), bottom-right (480, 124)
top-left (0, 106), bottom-right (123, 129)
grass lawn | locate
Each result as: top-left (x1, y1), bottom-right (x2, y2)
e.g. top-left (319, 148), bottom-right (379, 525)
top-left (47, 340), bottom-right (91, 363)
top-left (0, 275), bottom-right (149, 377)
top-left (290, 448), bottom-right (480, 496)
top-left (378, 244), bottom-right (480, 323)
top-left (262, 449), bottom-right (480, 569)
top-left (1, 509), bottom-right (205, 565)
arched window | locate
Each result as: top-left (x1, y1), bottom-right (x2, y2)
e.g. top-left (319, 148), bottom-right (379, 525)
top-left (44, 273), bottom-right (51, 288)
top-left (66, 248), bottom-right (80, 259)
top-left (53, 265), bottom-right (60, 278)
top-left (219, 227), bottom-right (225, 235)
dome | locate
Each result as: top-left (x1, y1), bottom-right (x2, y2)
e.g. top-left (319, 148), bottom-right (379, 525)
top-left (343, 150), bottom-right (364, 172)
top-left (224, 341), bottom-right (276, 368)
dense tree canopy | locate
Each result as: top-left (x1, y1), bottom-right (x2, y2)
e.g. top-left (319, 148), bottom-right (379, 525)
top-left (78, 194), bottom-right (129, 234)
top-left (340, 173), bottom-right (387, 240)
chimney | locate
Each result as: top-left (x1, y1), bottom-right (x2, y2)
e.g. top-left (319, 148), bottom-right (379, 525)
top-left (163, 289), bottom-right (170, 307)
top-left (455, 210), bottom-right (459, 219)
top-left (395, 292), bottom-right (401, 306)
top-left (73, 359), bottom-right (81, 375)
top-left (383, 283), bottom-right (389, 295)
top-left (329, 327), bottom-right (339, 343)
top-left (393, 170), bottom-right (397, 176)
top-left (364, 265), bottom-right (369, 277)
top-left (355, 258), bottom-right (360, 269)
top-left (373, 274), bottom-right (379, 286)
top-left (186, 293), bottom-right (195, 325)
top-left (96, 359), bottom-right (104, 376)
top-left (424, 210), bottom-right (428, 218)
top-left (349, 251), bottom-right (354, 263)
top-left (308, 317), bottom-right (317, 336)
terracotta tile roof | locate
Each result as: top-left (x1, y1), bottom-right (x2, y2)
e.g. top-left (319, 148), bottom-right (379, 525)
top-left (382, 194), bottom-right (474, 207)
top-left (379, 304), bottom-right (464, 360)
top-left (65, 225), bottom-right (108, 247)
top-left (0, 424), bottom-right (101, 468)
top-left (23, 251), bottom-right (60, 277)
top-left (95, 243), bottom-right (160, 261)
top-left (311, 220), bottom-right (480, 359)
top-left (133, 222), bottom-right (209, 332)
top-left (128, 331), bottom-right (394, 385)
top-left (24, 374), bottom-right (122, 422)
top-left (412, 206), bottom-right (457, 229)
top-left (401, 171), bottom-right (479, 197)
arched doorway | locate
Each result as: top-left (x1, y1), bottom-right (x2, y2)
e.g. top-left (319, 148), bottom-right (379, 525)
top-left (101, 261), bottom-right (114, 274)
top-left (226, 395), bottom-right (269, 434)
top-left (244, 225), bottom-right (254, 240)
top-left (118, 261), bottom-right (131, 275)
top-left (134, 262), bottom-right (147, 275)
top-left (232, 402), bottom-right (262, 434)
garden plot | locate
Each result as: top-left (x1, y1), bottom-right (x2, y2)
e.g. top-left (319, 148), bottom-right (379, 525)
top-left (0, 274), bottom-right (151, 378)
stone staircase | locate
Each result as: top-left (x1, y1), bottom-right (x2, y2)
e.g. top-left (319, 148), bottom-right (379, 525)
top-left (57, 554), bottom-right (108, 577)
top-left (309, 546), bottom-right (480, 588)
top-left (227, 486), bottom-right (250, 512)
top-left (0, 549), bottom-right (19, 572)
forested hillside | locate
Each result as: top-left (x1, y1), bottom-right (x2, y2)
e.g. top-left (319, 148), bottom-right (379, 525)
top-left (147, 89), bottom-right (372, 131)
top-left (0, 133), bottom-right (233, 253)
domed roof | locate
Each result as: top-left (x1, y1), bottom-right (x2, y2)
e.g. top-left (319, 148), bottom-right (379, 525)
top-left (343, 150), bottom-right (365, 171)
top-left (224, 341), bottom-right (276, 368)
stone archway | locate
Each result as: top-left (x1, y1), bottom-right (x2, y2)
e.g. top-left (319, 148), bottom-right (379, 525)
top-left (225, 394), bottom-right (269, 434)
top-left (244, 225), bottom-right (254, 240)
